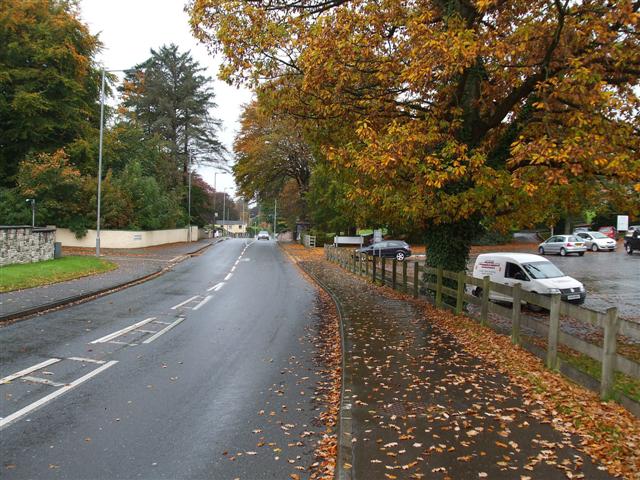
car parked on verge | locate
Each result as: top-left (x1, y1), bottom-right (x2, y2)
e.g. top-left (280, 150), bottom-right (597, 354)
top-left (598, 226), bottom-right (617, 239)
top-left (538, 235), bottom-right (586, 256)
top-left (257, 230), bottom-right (270, 240)
top-left (575, 231), bottom-right (617, 252)
top-left (624, 229), bottom-right (640, 255)
top-left (356, 240), bottom-right (412, 261)
top-left (471, 253), bottom-right (586, 305)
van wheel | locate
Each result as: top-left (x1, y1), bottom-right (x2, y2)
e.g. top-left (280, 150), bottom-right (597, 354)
top-left (538, 247), bottom-right (545, 255)
top-left (473, 287), bottom-right (482, 298)
top-left (591, 244), bottom-right (598, 252)
top-left (627, 244), bottom-right (634, 255)
top-left (560, 248), bottom-right (567, 256)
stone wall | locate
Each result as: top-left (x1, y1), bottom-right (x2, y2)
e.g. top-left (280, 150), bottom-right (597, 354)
top-left (0, 226), bottom-right (56, 266)
top-left (54, 226), bottom-right (199, 248)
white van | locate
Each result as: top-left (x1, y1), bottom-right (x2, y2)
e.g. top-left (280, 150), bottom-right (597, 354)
top-left (471, 253), bottom-right (586, 305)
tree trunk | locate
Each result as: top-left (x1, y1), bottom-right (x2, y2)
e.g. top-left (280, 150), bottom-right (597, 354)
top-left (423, 219), bottom-right (477, 304)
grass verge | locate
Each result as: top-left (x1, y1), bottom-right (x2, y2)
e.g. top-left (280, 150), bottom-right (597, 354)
top-left (0, 256), bottom-right (117, 293)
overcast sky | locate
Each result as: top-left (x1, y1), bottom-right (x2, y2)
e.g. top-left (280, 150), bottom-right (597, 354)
top-left (79, 0), bottom-right (253, 196)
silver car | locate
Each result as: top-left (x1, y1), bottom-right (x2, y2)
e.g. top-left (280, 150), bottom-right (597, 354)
top-left (575, 231), bottom-right (617, 252)
top-left (538, 235), bottom-right (587, 256)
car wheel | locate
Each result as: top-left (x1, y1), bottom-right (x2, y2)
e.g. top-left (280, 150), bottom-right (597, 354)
top-left (627, 244), bottom-right (634, 255)
top-left (395, 251), bottom-right (405, 261)
top-left (538, 247), bottom-right (545, 255)
top-left (591, 244), bottom-right (598, 252)
top-left (472, 287), bottom-right (482, 298)
top-left (560, 248), bottom-right (567, 256)
top-left (578, 252), bottom-right (585, 256)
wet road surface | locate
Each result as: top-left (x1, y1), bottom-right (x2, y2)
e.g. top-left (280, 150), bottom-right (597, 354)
top-left (300, 258), bottom-right (614, 479)
top-left (0, 239), bottom-right (332, 479)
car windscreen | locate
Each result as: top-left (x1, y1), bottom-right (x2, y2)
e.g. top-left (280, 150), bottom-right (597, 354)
top-left (522, 261), bottom-right (565, 279)
top-left (591, 232), bottom-right (608, 239)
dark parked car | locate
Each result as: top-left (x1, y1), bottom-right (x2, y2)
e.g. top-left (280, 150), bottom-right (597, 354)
top-left (625, 230), bottom-right (640, 255)
top-left (356, 240), bottom-right (412, 261)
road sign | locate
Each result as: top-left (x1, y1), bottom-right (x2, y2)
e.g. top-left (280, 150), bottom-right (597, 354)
top-left (617, 215), bottom-right (629, 231)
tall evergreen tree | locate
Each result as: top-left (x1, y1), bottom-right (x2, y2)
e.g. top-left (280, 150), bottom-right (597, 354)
top-left (120, 44), bottom-right (226, 184)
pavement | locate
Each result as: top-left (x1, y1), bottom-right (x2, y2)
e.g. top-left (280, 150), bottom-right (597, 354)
top-left (297, 255), bottom-right (615, 479)
top-left (0, 238), bottom-right (222, 321)
top-left (0, 239), bottom-right (337, 479)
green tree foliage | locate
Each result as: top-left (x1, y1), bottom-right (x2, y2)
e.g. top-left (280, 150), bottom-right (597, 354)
top-left (120, 44), bottom-right (226, 182)
top-left (0, 0), bottom-right (102, 188)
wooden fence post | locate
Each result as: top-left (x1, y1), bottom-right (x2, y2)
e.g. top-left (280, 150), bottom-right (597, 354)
top-left (601, 307), bottom-right (620, 400)
top-left (402, 261), bottom-right (408, 293)
top-left (511, 283), bottom-right (522, 345)
top-left (546, 294), bottom-right (561, 370)
top-left (372, 256), bottom-right (377, 283)
top-left (392, 259), bottom-right (397, 290)
top-left (365, 255), bottom-right (369, 277)
top-left (413, 262), bottom-right (419, 298)
top-left (435, 267), bottom-right (443, 308)
top-left (455, 271), bottom-right (465, 314)
top-left (352, 253), bottom-right (356, 273)
top-left (480, 276), bottom-right (490, 326)
top-left (381, 257), bottom-right (387, 285)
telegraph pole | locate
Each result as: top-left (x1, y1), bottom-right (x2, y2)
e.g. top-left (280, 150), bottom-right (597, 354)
top-left (273, 200), bottom-right (277, 240)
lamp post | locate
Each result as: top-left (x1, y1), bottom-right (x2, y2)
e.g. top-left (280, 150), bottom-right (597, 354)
top-left (187, 156), bottom-right (192, 242)
top-left (25, 198), bottom-right (35, 227)
top-left (96, 67), bottom-right (140, 256)
top-left (222, 188), bottom-right (226, 237)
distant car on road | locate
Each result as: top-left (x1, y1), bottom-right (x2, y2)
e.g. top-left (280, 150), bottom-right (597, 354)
top-left (257, 230), bottom-right (270, 240)
top-left (575, 231), bottom-right (617, 252)
top-left (625, 229), bottom-right (640, 255)
top-left (598, 226), bottom-right (617, 239)
top-left (356, 240), bottom-right (412, 261)
top-left (538, 235), bottom-right (586, 256)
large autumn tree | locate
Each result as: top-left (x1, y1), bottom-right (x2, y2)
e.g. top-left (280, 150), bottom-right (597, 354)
top-left (189, 0), bottom-right (640, 271)
top-left (0, 0), bottom-right (102, 188)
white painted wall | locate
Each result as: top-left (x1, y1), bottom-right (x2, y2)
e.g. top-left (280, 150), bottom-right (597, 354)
top-left (55, 227), bottom-right (199, 248)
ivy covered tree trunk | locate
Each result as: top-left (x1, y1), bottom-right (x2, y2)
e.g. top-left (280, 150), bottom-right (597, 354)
top-left (423, 219), bottom-right (478, 303)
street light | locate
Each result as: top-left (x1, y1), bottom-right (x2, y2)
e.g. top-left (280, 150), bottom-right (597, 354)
top-left (96, 66), bottom-right (140, 257)
top-left (25, 198), bottom-right (35, 227)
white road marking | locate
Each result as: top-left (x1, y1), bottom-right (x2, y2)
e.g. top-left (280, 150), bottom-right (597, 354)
top-left (21, 376), bottom-right (65, 388)
top-left (224, 273), bottom-right (233, 281)
top-left (231, 266), bottom-right (236, 272)
top-left (171, 296), bottom-right (200, 310)
top-left (90, 317), bottom-right (157, 344)
top-left (1, 358), bottom-right (61, 385)
top-left (67, 357), bottom-right (106, 365)
top-left (136, 329), bottom-right (159, 334)
top-left (153, 320), bottom-right (173, 325)
top-left (107, 340), bottom-right (139, 346)
top-left (207, 282), bottom-right (224, 292)
top-left (192, 295), bottom-right (212, 311)
top-left (142, 318), bottom-right (185, 344)
top-left (0, 361), bottom-right (118, 430)
top-left (168, 255), bottom-right (184, 263)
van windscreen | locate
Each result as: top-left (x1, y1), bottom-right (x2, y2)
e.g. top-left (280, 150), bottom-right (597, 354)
top-left (522, 262), bottom-right (564, 279)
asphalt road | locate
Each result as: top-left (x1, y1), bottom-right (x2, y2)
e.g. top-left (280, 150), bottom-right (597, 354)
top-left (0, 239), bottom-right (324, 479)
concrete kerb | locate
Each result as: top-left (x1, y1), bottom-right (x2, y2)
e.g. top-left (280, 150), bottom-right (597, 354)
top-left (278, 244), bottom-right (354, 480)
top-left (0, 237), bottom-right (226, 325)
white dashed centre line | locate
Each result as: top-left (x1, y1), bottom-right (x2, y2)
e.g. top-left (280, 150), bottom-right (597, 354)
top-left (224, 273), bottom-right (233, 281)
top-left (207, 282), bottom-right (224, 292)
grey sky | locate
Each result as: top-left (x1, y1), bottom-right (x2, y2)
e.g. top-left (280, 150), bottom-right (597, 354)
top-left (79, 0), bottom-right (253, 196)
